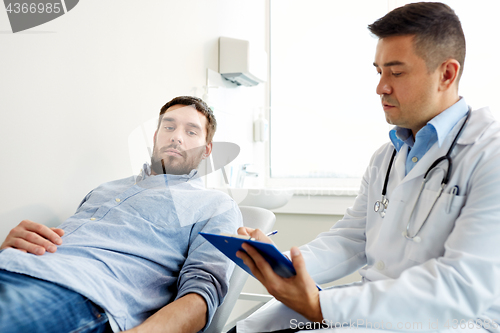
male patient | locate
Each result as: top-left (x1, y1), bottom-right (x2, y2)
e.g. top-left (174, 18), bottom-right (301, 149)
top-left (0, 96), bottom-right (242, 333)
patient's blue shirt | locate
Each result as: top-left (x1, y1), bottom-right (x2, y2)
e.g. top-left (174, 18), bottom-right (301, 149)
top-left (0, 165), bottom-right (242, 331)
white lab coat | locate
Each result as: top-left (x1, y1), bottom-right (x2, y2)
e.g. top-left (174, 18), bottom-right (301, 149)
top-left (238, 107), bottom-right (500, 333)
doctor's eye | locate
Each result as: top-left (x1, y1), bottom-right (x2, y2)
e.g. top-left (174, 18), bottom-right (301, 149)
top-left (392, 72), bottom-right (402, 77)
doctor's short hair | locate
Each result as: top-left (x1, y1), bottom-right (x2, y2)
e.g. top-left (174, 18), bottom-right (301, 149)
top-left (368, 2), bottom-right (466, 81)
top-left (158, 96), bottom-right (217, 143)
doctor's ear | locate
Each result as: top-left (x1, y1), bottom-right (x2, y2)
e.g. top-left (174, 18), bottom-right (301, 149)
top-left (438, 59), bottom-right (460, 91)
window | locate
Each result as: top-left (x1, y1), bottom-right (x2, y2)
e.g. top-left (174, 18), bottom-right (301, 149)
top-left (268, 0), bottom-right (500, 190)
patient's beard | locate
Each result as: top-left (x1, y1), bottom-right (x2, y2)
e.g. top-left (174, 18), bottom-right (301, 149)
top-left (150, 146), bottom-right (205, 176)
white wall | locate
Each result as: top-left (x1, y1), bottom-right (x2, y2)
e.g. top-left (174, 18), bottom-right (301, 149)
top-left (0, 0), bottom-right (266, 240)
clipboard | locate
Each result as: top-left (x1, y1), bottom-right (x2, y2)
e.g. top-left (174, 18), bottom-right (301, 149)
top-left (199, 232), bottom-right (296, 278)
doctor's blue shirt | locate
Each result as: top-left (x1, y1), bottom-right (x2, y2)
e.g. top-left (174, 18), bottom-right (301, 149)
top-left (0, 165), bottom-right (242, 331)
top-left (389, 98), bottom-right (469, 175)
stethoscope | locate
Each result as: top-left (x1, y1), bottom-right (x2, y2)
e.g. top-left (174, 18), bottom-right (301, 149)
top-left (374, 108), bottom-right (471, 242)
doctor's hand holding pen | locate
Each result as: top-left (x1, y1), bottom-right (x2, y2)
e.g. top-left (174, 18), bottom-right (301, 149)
top-left (236, 227), bottom-right (324, 323)
top-left (237, 227), bottom-right (276, 244)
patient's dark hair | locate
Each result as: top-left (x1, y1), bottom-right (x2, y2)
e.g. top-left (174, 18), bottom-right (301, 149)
top-left (158, 96), bottom-right (217, 143)
top-left (368, 2), bottom-right (465, 81)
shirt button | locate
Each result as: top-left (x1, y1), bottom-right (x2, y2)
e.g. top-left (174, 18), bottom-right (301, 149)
top-left (90, 217), bottom-right (96, 221)
top-left (115, 198), bottom-right (121, 202)
top-left (375, 261), bottom-right (385, 271)
top-left (412, 157), bottom-right (418, 163)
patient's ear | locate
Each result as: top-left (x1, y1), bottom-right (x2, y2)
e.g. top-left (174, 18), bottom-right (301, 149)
top-left (202, 142), bottom-right (212, 159)
top-left (153, 130), bottom-right (157, 143)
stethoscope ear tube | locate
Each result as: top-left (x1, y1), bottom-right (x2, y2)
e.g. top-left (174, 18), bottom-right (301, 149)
top-left (382, 150), bottom-right (397, 196)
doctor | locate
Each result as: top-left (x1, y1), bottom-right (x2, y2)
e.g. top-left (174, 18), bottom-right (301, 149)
top-left (235, 2), bottom-right (500, 332)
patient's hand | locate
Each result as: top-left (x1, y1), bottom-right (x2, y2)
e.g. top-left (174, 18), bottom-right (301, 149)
top-left (237, 227), bottom-right (274, 244)
top-left (0, 220), bottom-right (64, 255)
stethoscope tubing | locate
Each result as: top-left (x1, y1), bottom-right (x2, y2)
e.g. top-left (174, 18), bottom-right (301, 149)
top-left (373, 149), bottom-right (396, 216)
top-left (375, 107), bottom-right (472, 241)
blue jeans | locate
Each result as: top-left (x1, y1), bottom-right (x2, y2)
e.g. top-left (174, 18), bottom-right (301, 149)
top-left (0, 269), bottom-right (113, 333)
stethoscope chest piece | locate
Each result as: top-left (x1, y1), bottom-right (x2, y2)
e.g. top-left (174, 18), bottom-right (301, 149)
top-left (374, 196), bottom-right (389, 217)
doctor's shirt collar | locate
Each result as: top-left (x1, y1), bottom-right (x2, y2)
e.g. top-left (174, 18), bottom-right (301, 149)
top-left (389, 97), bottom-right (468, 152)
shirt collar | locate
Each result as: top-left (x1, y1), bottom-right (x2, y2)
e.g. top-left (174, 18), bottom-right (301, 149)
top-left (389, 127), bottom-right (414, 152)
top-left (429, 97), bottom-right (468, 147)
top-left (389, 97), bottom-right (468, 151)
top-left (135, 163), bottom-right (200, 183)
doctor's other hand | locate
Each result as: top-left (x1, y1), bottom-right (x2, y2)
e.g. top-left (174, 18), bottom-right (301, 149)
top-left (237, 227), bottom-right (274, 244)
top-left (0, 220), bottom-right (64, 255)
top-left (236, 244), bottom-right (323, 323)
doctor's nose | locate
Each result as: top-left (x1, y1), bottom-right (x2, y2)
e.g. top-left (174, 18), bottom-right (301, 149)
top-left (376, 78), bottom-right (392, 96)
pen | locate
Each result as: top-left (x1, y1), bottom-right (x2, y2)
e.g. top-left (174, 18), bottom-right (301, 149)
top-left (266, 230), bottom-right (278, 237)
top-left (249, 230), bottom-right (278, 241)
top-left (447, 185), bottom-right (459, 213)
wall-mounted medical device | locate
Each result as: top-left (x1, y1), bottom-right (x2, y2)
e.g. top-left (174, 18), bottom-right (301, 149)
top-left (219, 37), bottom-right (267, 87)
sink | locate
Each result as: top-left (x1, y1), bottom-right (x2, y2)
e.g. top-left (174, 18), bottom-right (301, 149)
top-left (216, 188), bottom-right (294, 210)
